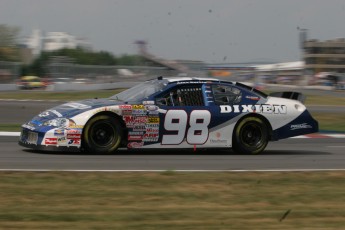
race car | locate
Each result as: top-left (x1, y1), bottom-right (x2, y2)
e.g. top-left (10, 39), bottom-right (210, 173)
top-left (19, 76), bottom-right (318, 154)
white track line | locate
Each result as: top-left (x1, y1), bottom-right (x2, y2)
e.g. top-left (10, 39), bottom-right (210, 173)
top-left (0, 132), bottom-right (20, 136)
top-left (0, 169), bottom-right (345, 172)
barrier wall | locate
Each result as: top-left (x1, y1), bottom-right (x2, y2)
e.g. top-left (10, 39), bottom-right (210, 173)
top-left (0, 84), bottom-right (18, 91)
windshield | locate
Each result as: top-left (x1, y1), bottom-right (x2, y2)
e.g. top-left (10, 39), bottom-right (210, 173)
top-left (109, 80), bottom-right (166, 102)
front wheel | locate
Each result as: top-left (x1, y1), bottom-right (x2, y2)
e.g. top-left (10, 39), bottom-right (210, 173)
top-left (82, 115), bottom-right (123, 154)
top-left (232, 117), bottom-right (269, 154)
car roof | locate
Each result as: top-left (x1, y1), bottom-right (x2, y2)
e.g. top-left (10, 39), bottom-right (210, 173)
top-left (150, 76), bottom-right (227, 85)
top-left (21, 76), bottom-right (40, 80)
top-left (152, 76), bottom-right (267, 98)
top-left (164, 77), bottom-right (220, 82)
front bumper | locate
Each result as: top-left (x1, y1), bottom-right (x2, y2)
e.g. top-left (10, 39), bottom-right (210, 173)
top-left (19, 127), bottom-right (81, 152)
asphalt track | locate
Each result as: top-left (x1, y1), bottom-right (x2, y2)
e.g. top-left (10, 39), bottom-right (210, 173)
top-left (0, 99), bottom-right (344, 171)
top-left (0, 136), bottom-right (344, 171)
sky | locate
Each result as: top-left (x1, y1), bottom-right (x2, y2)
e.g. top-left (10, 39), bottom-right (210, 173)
top-left (1, 0), bottom-right (345, 63)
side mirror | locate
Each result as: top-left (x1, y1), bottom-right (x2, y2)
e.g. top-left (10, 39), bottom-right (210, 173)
top-left (156, 98), bottom-right (167, 106)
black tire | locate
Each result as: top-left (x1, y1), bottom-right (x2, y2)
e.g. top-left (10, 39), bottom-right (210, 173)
top-left (82, 115), bottom-right (123, 154)
top-left (233, 117), bottom-right (269, 154)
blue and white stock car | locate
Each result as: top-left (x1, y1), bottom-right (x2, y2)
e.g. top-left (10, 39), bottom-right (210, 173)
top-left (19, 77), bottom-right (318, 154)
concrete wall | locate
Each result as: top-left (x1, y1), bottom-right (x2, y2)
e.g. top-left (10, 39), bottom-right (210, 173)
top-left (0, 84), bottom-right (18, 91)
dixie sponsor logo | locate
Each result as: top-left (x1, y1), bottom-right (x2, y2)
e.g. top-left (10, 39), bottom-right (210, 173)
top-left (220, 104), bottom-right (287, 114)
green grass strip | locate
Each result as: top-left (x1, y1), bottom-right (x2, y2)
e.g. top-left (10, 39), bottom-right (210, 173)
top-left (0, 171), bottom-right (344, 229)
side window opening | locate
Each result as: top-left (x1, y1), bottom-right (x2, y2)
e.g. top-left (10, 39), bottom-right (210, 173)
top-left (212, 85), bottom-right (242, 105)
top-left (156, 86), bottom-right (204, 106)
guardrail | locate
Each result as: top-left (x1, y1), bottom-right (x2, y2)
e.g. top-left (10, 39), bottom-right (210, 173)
top-left (0, 82), bottom-right (139, 91)
top-left (0, 84), bottom-right (18, 91)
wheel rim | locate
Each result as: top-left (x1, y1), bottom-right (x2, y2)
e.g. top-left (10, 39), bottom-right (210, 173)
top-left (240, 122), bottom-right (263, 147)
top-left (91, 122), bottom-right (116, 147)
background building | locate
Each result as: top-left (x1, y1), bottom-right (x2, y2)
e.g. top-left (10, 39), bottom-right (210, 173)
top-left (43, 32), bottom-right (90, 51)
top-left (303, 38), bottom-right (345, 75)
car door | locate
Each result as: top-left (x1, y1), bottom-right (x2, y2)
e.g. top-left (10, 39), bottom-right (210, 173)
top-left (154, 83), bottom-right (212, 148)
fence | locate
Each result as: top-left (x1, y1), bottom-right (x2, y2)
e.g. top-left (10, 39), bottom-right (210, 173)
top-left (0, 61), bottom-right (21, 83)
top-left (46, 63), bottom-right (207, 83)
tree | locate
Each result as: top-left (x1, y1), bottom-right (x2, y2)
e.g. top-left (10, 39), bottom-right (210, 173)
top-left (23, 48), bottom-right (147, 76)
top-left (0, 24), bottom-right (20, 61)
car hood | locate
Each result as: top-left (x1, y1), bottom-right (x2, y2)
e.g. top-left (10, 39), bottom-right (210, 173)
top-left (30, 98), bottom-right (125, 124)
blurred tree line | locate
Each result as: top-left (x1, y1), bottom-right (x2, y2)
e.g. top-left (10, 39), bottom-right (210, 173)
top-left (0, 24), bottom-right (147, 76)
top-left (0, 24), bottom-right (20, 62)
top-left (21, 48), bottom-right (146, 76)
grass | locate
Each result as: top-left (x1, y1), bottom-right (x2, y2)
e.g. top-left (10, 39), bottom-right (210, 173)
top-left (313, 113), bottom-right (345, 132)
top-left (0, 171), bottom-right (344, 229)
top-left (305, 94), bottom-right (345, 106)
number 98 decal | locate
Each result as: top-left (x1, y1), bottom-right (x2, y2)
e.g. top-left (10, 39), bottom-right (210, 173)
top-left (162, 110), bottom-right (211, 145)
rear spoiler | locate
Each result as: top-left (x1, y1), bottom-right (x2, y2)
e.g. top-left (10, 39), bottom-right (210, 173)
top-left (269, 91), bottom-right (306, 104)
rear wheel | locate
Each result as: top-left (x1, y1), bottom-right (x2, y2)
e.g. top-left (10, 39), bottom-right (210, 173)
top-left (82, 115), bottom-right (123, 154)
top-left (232, 117), bottom-right (269, 154)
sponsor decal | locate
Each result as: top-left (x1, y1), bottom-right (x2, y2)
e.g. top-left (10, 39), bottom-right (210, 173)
top-left (210, 139), bottom-right (227, 144)
top-left (66, 129), bottom-right (82, 134)
top-left (68, 125), bottom-right (84, 129)
top-left (133, 125), bottom-right (146, 131)
top-left (39, 110), bottom-right (62, 118)
top-left (210, 132), bottom-right (227, 144)
top-left (128, 131), bottom-right (144, 135)
top-left (54, 129), bottom-right (65, 136)
top-left (143, 133), bottom-right (159, 142)
top-left (146, 127), bottom-right (159, 133)
top-left (148, 117), bottom-right (160, 123)
top-left (143, 101), bottom-right (155, 105)
top-left (220, 104), bottom-right (287, 114)
top-left (127, 142), bottom-right (144, 148)
top-left (68, 139), bottom-right (81, 145)
top-left (290, 123), bottom-right (312, 130)
top-left (133, 105), bottom-right (145, 109)
top-left (38, 111), bottom-right (50, 117)
top-left (49, 110), bottom-right (63, 117)
top-left (128, 135), bottom-right (143, 141)
top-left (132, 109), bottom-right (147, 115)
top-left (148, 110), bottom-right (159, 115)
top-left (64, 102), bottom-right (91, 109)
top-left (67, 134), bottom-right (81, 139)
top-left (146, 123), bottom-right (159, 128)
top-left (45, 138), bottom-right (57, 145)
top-left (123, 116), bottom-right (148, 127)
top-left (245, 96), bottom-right (260, 101)
top-left (145, 105), bottom-right (159, 111)
top-left (22, 124), bottom-right (35, 131)
top-left (57, 136), bottom-right (67, 144)
top-left (119, 105), bottom-right (132, 110)
top-left (30, 120), bottom-right (42, 126)
top-left (122, 110), bottom-right (132, 115)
